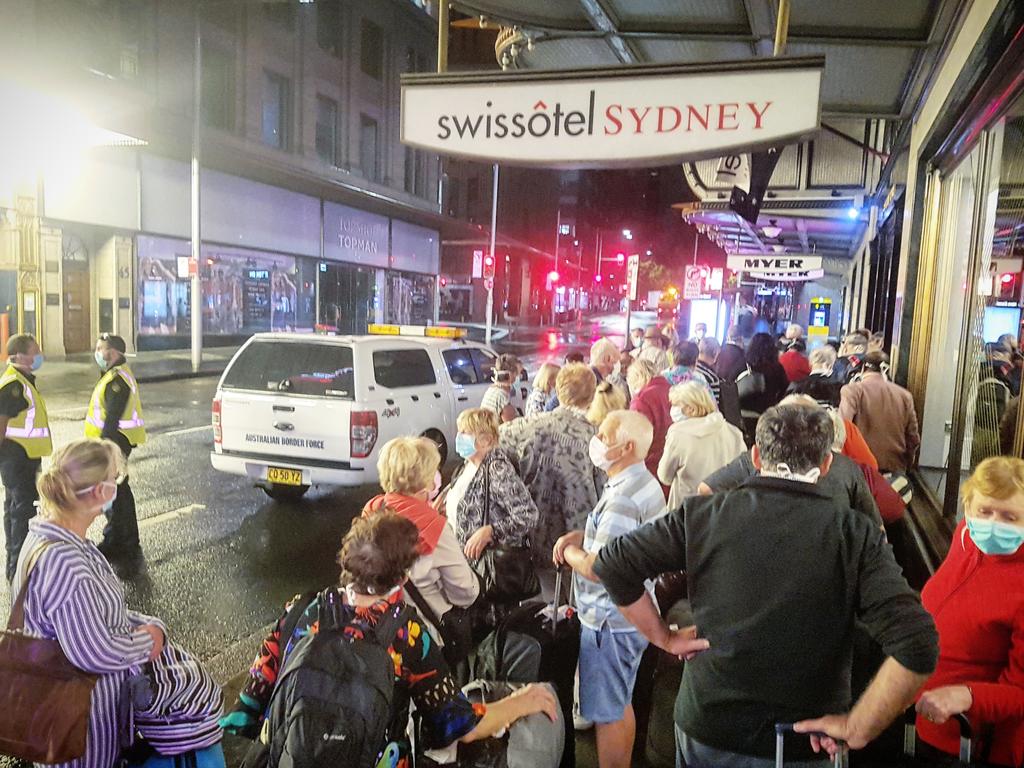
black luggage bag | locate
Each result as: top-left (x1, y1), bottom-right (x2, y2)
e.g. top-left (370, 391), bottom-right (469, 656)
top-left (498, 569), bottom-right (580, 768)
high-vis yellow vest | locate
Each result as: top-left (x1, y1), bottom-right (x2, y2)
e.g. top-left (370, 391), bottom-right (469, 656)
top-left (0, 364), bottom-right (52, 459)
top-left (85, 364), bottom-right (147, 446)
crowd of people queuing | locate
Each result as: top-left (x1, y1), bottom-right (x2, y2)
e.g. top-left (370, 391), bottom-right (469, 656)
top-left (2, 319), bottom-right (1024, 768)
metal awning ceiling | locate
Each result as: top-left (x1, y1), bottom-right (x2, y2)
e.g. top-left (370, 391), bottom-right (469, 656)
top-left (451, 0), bottom-right (961, 275)
top-left (455, 0), bottom-right (954, 119)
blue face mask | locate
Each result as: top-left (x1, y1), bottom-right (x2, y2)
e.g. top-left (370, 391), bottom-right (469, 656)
top-left (95, 351), bottom-right (109, 371)
top-left (30, 353), bottom-right (43, 371)
top-left (455, 433), bottom-right (477, 460)
top-left (966, 516), bottom-right (1024, 556)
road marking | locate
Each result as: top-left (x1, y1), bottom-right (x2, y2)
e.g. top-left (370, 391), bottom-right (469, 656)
top-left (139, 503), bottom-right (205, 529)
top-left (161, 424), bottom-right (213, 437)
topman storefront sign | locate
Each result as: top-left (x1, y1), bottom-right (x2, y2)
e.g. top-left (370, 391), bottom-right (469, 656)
top-left (400, 57), bottom-right (823, 167)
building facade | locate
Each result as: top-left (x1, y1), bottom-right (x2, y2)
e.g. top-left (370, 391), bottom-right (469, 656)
top-left (0, 0), bottom-right (450, 356)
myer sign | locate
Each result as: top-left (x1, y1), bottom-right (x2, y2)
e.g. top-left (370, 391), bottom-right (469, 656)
top-left (401, 57), bottom-right (823, 167)
top-left (727, 255), bottom-right (823, 272)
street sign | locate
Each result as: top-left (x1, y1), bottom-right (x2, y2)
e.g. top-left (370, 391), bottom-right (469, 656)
top-left (709, 267), bottom-right (724, 291)
top-left (626, 254), bottom-right (640, 301)
top-left (684, 265), bottom-right (703, 299)
top-left (401, 58), bottom-right (824, 168)
top-left (472, 249), bottom-right (484, 278)
top-left (726, 255), bottom-right (822, 272)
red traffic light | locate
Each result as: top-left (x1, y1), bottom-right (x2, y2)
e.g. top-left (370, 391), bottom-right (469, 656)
top-left (1001, 273), bottom-right (1015, 285)
top-left (440, 276), bottom-right (448, 287)
top-left (483, 254), bottom-right (496, 280)
top-left (594, 274), bottom-right (602, 283)
top-left (616, 253), bottom-right (625, 264)
top-left (548, 270), bottom-right (560, 283)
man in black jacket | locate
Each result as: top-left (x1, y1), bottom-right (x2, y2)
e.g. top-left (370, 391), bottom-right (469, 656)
top-left (715, 324), bottom-right (747, 382)
top-left (593, 404), bottom-right (937, 766)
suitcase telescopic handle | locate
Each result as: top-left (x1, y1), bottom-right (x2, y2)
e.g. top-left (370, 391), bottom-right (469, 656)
top-left (902, 707), bottom-right (974, 762)
top-left (773, 723), bottom-right (848, 768)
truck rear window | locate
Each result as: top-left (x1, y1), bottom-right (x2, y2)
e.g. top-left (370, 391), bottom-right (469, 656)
top-left (222, 340), bottom-right (354, 398)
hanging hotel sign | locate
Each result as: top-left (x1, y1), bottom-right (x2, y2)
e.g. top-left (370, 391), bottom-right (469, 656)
top-left (727, 255), bottom-right (822, 272)
top-left (400, 57), bottom-right (823, 167)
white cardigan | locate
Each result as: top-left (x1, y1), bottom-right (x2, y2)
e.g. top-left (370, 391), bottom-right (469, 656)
top-left (658, 412), bottom-right (747, 512)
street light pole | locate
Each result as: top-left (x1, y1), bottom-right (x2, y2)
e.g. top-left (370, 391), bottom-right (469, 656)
top-left (552, 209), bottom-right (561, 326)
top-left (190, 4), bottom-right (203, 373)
top-left (485, 163), bottom-right (498, 346)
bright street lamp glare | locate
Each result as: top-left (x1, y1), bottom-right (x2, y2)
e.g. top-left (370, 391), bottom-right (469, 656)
top-left (847, 206), bottom-right (859, 219)
top-left (623, 229), bottom-right (633, 239)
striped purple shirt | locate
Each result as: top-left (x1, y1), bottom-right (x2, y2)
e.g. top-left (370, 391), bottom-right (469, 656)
top-left (10, 520), bottom-right (219, 766)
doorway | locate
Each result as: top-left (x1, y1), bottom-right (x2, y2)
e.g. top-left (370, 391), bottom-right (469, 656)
top-left (62, 234), bottom-right (91, 353)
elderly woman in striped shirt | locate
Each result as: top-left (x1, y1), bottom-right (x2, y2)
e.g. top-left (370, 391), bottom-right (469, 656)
top-left (10, 439), bottom-right (178, 768)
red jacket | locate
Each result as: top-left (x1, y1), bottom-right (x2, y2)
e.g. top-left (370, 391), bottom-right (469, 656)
top-left (918, 520), bottom-right (1024, 765)
top-left (779, 349), bottom-right (811, 383)
top-left (630, 376), bottom-right (672, 489)
top-left (363, 493), bottom-right (446, 554)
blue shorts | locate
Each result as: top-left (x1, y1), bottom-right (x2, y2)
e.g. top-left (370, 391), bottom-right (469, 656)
top-left (578, 625), bottom-right (648, 724)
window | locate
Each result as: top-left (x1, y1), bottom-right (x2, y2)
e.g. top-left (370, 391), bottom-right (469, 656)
top-left (316, 1), bottom-right (342, 56)
top-left (360, 19), bottom-right (384, 79)
top-left (471, 349), bottom-right (495, 383)
top-left (262, 71), bottom-right (289, 149)
top-left (372, 349), bottom-right (436, 388)
top-left (222, 341), bottom-right (354, 398)
top-left (316, 96), bottom-right (338, 165)
top-left (360, 114), bottom-right (379, 182)
top-left (443, 350), bottom-right (481, 386)
top-left (201, 44), bottom-right (235, 131)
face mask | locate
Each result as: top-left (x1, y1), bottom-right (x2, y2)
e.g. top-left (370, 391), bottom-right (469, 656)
top-left (965, 517), bottom-right (1024, 556)
top-left (670, 406), bottom-right (688, 423)
top-left (455, 432), bottom-right (477, 460)
top-left (77, 480), bottom-right (117, 512)
top-left (589, 435), bottom-right (623, 471)
top-left (30, 353), bottom-right (43, 371)
top-left (760, 462), bottom-right (821, 484)
top-left (95, 351), bottom-right (109, 371)
top-left (429, 471), bottom-right (442, 502)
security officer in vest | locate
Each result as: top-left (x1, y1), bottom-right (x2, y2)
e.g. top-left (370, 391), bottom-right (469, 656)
top-left (86, 333), bottom-right (146, 565)
top-left (0, 333), bottom-right (51, 582)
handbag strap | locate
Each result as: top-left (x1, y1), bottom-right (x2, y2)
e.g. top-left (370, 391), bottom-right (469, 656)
top-left (7, 541), bottom-right (54, 632)
top-left (403, 580), bottom-right (444, 633)
top-left (482, 453), bottom-right (492, 528)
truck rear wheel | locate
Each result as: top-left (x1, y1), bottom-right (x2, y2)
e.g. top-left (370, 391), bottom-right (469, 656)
top-left (261, 483), bottom-right (310, 501)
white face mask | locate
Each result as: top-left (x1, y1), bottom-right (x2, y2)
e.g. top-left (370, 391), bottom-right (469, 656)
top-left (760, 462), bottom-right (821, 484)
top-left (670, 406), bottom-right (688, 423)
top-left (588, 435), bottom-right (622, 471)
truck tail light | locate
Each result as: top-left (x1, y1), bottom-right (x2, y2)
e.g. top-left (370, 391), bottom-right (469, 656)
top-left (350, 411), bottom-right (378, 459)
top-left (212, 393), bottom-right (222, 445)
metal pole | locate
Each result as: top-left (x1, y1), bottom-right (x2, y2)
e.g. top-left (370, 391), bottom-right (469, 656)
top-left (773, 0), bottom-right (791, 57)
top-left (552, 209), bottom-right (561, 326)
top-left (485, 163), bottom-right (498, 346)
top-left (436, 1), bottom-right (449, 73)
top-left (190, 5), bottom-right (202, 373)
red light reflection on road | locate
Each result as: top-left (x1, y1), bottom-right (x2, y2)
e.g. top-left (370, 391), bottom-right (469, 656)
top-left (547, 332), bottom-right (559, 350)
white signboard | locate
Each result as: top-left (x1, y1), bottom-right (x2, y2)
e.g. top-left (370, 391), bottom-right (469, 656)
top-left (748, 269), bottom-right (825, 282)
top-left (626, 254), bottom-right (640, 301)
top-left (472, 249), bottom-right (484, 279)
top-left (684, 266), bottom-right (704, 299)
top-left (401, 58), bottom-right (823, 167)
top-left (727, 255), bottom-right (822, 272)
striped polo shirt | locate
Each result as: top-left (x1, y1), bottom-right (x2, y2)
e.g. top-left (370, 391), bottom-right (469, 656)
top-left (575, 461), bottom-right (666, 632)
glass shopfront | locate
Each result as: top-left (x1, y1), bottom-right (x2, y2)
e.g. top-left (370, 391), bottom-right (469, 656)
top-left (914, 96), bottom-right (1024, 511)
top-left (137, 235), bottom-right (316, 348)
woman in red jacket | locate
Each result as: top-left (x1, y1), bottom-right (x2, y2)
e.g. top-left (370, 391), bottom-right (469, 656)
top-left (627, 358), bottom-right (671, 496)
top-left (915, 456), bottom-right (1024, 766)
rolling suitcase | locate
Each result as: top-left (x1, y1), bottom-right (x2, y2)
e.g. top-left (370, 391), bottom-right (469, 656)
top-left (902, 708), bottom-right (988, 765)
top-left (773, 724), bottom-right (848, 768)
top-left (499, 569), bottom-right (580, 768)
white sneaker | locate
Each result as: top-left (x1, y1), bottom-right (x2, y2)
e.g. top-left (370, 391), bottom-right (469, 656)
top-left (573, 707), bottom-right (594, 731)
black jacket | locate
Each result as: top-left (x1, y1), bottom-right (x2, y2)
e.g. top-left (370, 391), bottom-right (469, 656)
top-left (716, 343), bottom-right (747, 382)
top-left (594, 476), bottom-right (938, 759)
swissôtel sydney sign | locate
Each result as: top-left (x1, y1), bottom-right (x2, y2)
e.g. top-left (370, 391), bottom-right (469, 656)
top-left (400, 57), bottom-right (823, 167)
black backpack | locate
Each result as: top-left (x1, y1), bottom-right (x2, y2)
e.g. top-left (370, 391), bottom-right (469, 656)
top-left (264, 589), bottom-right (414, 768)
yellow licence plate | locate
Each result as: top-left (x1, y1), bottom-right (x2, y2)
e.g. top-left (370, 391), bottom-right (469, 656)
top-left (267, 467), bottom-right (303, 486)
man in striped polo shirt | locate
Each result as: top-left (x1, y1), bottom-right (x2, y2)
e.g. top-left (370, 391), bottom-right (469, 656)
top-left (553, 409), bottom-right (666, 768)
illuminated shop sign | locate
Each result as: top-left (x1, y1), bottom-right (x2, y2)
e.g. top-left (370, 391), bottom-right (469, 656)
top-left (401, 57), bottom-right (822, 167)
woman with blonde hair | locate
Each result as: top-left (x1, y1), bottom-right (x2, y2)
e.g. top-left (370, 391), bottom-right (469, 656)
top-left (658, 381), bottom-right (746, 511)
top-left (628, 358), bottom-right (673, 484)
top-left (587, 380), bottom-right (628, 426)
top-left (526, 362), bottom-right (560, 417)
top-left (10, 438), bottom-right (222, 768)
top-left (363, 436), bottom-right (479, 662)
top-left (914, 456), bottom-right (1024, 765)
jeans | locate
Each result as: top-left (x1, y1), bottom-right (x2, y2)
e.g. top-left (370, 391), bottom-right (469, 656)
top-left (0, 441), bottom-right (40, 582)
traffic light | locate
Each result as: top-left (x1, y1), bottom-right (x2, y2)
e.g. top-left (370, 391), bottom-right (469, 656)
top-left (439, 276), bottom-right (448, 288)
top-left (483, 254), bottom-right (495, 280)
top-left (616, 252), bottom-right (625, 264)
top-left (548, 270), bottom-right (560, 283)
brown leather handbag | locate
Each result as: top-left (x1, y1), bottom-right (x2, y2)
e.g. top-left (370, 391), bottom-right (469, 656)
top-left (0, 544), bottom-right (98, 763)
